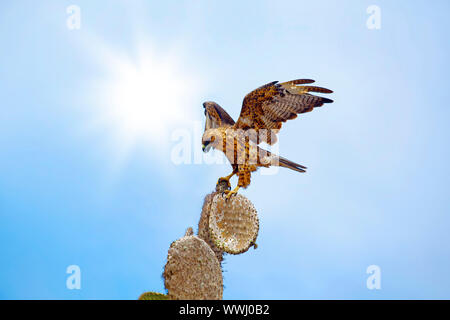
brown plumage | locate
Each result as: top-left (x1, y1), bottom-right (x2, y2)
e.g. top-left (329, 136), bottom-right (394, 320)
top-left (202, 79), bottom-right (333, 198)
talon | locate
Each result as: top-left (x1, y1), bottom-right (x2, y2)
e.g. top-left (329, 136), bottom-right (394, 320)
top-left (216, 171), bottom-right (236, 190)
top-left (224, 186), bottom-right (240, 200)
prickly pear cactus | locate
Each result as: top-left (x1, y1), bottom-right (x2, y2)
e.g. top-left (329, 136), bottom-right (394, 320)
top-left (198, 192), bottom-right (224, 263)
top-left (209, 193), bottom-right (259, 254)
top-left (138, 292), bottom-right (169, 300)
top-left (140, 183), bottom-right (260, 300)
top-left (163, 234), bottom-right (223, 300)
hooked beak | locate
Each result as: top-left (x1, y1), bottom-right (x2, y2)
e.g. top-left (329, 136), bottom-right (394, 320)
top-left (202, 143), bottom-right (211, 153)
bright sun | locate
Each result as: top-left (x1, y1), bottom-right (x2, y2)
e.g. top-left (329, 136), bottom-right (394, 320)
top-left (93, 41), bottom-right (200, 147)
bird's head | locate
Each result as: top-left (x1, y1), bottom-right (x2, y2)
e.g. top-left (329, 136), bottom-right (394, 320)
top-left (202, 128), bottom-right (221, 153)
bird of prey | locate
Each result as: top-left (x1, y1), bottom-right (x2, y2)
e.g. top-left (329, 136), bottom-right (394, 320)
top-left (202, 79), bottom-right (333, 198)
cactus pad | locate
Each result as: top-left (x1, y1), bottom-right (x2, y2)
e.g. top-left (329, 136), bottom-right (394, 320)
top-left (163, 235), bottom-right (223, 300)
top-left (209, 193), bottom-right (259, 254)
top-left (198, 192), bottom-right (224, 263)
top-left (138, 291), bottom-right (169, 300)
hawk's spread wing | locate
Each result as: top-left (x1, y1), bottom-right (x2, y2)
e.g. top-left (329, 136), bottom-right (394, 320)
top-left (234, 79), bottom-right (333, 144)
top-left (204, 101), bottom-right (235, 130)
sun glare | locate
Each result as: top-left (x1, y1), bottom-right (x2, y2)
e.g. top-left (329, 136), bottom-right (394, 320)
top-left (94, 41), bottom-right (200, 147)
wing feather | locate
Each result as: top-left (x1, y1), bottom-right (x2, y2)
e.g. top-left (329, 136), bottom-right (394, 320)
top-left (234, 79), bottom-right (333, 144)
top-left (203, 101), bottom-right (235, 130)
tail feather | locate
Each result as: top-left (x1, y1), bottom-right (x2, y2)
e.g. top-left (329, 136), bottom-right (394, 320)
top-left (277, 156), bottom-right (307, 173)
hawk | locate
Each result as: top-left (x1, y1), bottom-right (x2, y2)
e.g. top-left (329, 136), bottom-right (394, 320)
top-left (202, 79), bottom-right (333, 198)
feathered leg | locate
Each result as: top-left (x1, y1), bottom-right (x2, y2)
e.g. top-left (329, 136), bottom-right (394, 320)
top-left (224, 166), bottom-right (250, 199)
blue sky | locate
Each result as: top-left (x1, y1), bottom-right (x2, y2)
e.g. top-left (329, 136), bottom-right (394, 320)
top-left (1, 0), bottom-right (449, 299)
